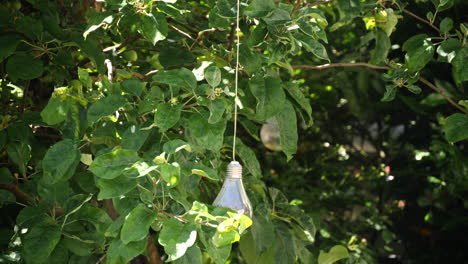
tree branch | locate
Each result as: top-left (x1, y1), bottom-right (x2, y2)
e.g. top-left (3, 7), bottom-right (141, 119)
top-left (0, 183), bottom-right (35, 204)
top-left (147, 235), bottom-right (163, 264)
top-left (168, 25), bottom-right (210, 51)
top-left (402, 9), bottom-right (440, 33)
top-left (292, 63), bottom-right (468, 115)
top-left (419, 77), bottom-right (468, 115)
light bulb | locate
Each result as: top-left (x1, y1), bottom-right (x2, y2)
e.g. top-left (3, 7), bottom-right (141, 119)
top-left (213, 161), bottom-right (252, 218)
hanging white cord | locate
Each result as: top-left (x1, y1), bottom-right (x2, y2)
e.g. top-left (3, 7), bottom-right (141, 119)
top-left (232, 0), bottom-right (241, 161)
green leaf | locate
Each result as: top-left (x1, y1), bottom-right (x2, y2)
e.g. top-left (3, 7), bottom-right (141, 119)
top-left (262, 9), bottom-right (291, 26)
top-left (436, 38), bottom-right (461, 63)
top-left (216, 0), bottom-right (236, 18)
top-left (22, 222), bottom-right (62, 264)
top-left (239, 45), bottom-right (263, 75)
top-left (153, 68), bottom-right (197, 91)
top-left (199, 226), bottom-right (232, 264)
top-left (41, 96), bottom-right (71, 125)
top-left (154, 103), bottom-right (182, 132)
top-left (107, 238), bottom-right (148, 264)
top-left (138, 12), bottom-right (168, 45)
top-left (121, 204), bottom-right (158, 244)
top-left (78, 68), bottom-right (92, 89)
top-left (0, 168), bottom-right (14, 184)
top-left (83, 12), bottom-right (113, 38)
top-left (406, 84), bottom-right (422, 94)
top-left (250, 214), bottom-right (275, 255)
top-left (160, 163), bottom-right (181, 187)
top-left (121, 79), bottom-right (144, 96)
top-left (452, 47), bottom-right (468, 84)
top-left (89, 149), bottom-right (140, 179)
top-left (318, 245), bottom-right (350, 264)
top-left (188, 112), bottom-right (226, 151)
top-left (402, 34), bottom-right (435, 72)
top-left (6, 53), bottom-right (44, 80)
top-left (42, 139), bottom-right (80, 184)
top-left (158, 218), bottom-right (197, 261)
top-left (198, 97), bottom-right (226, 124)
top-left (6, 142), bottom-right (30, 175)
top-left (0, 190), bottom-right (15, 207)
top-left (96, 174), bottom-right (137, 199)
top-left (226, 137), bottom-right (262, 178)
top-left (163, 139), bottom-right (192, 154)
top-left (431, 0), bottom-right (454, 11)
top-left (204, 66), bottom-right (222, 87)
top-left (213, 229), bottom-right (240, 247)
top-left (275, 101), bottom-right (298, 161)
top-left (68, 204), bottom-right (112, 232)
top-left (37, 179), bottom-right (72, 205)
top-left (190, 162), bottom-right (219, 181)
top-left (47, 243), bottom-right (69, 264)
top-left (245, 0), bottom-right (276, 18)
top-left (16, 204), bottom-right (50, 226)
top-left (440, 17), bottom-right (453, 34)
top-left (370, 30), bottom-right (390, 65)
top-left (443, 113), bottom-right (468, 143)
top-left (284, 82), bottom-right (313, 126)
top-left (381, 85), bottom-right (397, 102)
top-left (0, 33), bottom-right (22, 62)
top-left (72, 34), bottom-right (106, 74)
top-left (239, 118), bottom-right (260, 141)
top-left (122, 124), bottom-right (151, 151)
top-left (294, 34), bottom-right (329, 61)
top-left (249, 73), bottom-right (286, 121)
top-left (15, 16), bottom-right (43, 38)
top-left (173, 244), bottom-right (202, 264)
top-left (87, 95), bottom-right (127, 125)
top-left (274, 221), bottom-right (296, 264)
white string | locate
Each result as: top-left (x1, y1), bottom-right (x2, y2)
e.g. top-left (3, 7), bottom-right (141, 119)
top-left (232, 0), bottom-right (241, 161)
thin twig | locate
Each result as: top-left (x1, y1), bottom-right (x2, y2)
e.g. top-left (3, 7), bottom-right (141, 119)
top-left (293, 63), bottom-right (391, 71)
top-left (159, 211), bottom-right (218, 228)
top-left (293, 63), bottom-right (468, 115)
top-left (402, 9), bottom-right (440, 33)
top-left (96, 254), bottom-right (106, 264)
top-left (419, 77), bottom-right (468, 115)
top-left (103, 43), bottom-right (123, 52)
top-left (168, 25), bottom-right (210, 50)
top-left (145, 69), bottom-right (159, 77)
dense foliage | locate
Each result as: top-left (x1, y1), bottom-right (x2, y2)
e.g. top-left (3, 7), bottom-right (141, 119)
top-left (0, 0), bottom-right (467, 263)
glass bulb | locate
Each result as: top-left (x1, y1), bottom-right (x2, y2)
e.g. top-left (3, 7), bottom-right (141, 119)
top-left (213, 161), bottom-right (252, 218)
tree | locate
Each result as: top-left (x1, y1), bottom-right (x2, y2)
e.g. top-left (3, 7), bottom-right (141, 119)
top-left (0, 0), bottom-right (467, 263)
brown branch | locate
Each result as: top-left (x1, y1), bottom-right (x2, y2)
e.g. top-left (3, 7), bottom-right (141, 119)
top-left (402, 9), bottom-right (440, 33)
top-left (96, 255), bottom-right (106, 264)
top-left (147, 235), bottom-right (163, 264)
top-left (419, 77), bottom-right (468, 115)
top-left (0, 183), bottom-right (35, 204)
top-left (103, 199), bottom-right (120, 220)
top-left (168, 25), bottom-right (210, 51)
top-left (293, 63), bottom-right (468, 115)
